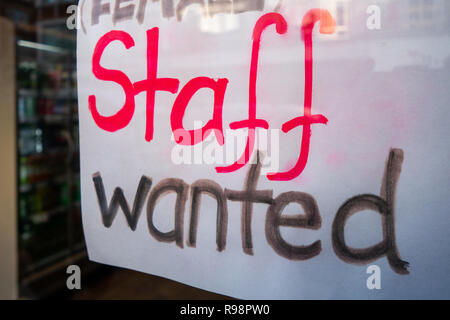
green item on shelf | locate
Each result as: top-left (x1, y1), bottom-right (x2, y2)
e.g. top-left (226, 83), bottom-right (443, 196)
top-left (26, 96), bottom-right (36, 118)
top-left (19, 156), bottom-right (29, 184)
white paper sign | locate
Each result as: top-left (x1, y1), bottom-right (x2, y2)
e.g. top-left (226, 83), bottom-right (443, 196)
top-left (77, 0), bottom-right (450, 299)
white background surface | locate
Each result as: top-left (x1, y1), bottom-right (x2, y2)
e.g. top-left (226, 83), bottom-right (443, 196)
top-left (77, 0), bottom-right (450, 299)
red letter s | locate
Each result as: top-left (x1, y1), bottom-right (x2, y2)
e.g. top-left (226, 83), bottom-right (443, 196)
top-left (89, 30), bottom-right (136, 132)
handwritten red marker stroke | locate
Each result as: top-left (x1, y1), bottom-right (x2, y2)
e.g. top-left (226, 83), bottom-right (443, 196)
top-left (216, 12), bottom-right (288, 173)
top-left (135, 28), bottom-right (180, 142)
top-left (267, 9), bottom-right (335, 181)
top-left (89, 31), bottom-right (136, 132)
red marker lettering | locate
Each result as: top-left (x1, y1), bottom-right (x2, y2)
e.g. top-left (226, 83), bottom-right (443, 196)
top-left (134, 28), bottom-right (180, 142)
top-left (171, 77), bottom-right (228, 146)
top-left (268, 9), bottom-right (335, 181)
top-left (216, 12), bottom-right (287, 173)
top-left (89, 30), bottom-right (136, 132)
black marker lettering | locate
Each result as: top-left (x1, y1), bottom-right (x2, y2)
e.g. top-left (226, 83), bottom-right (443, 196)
top-left (233, 0), bottom-right (264, 14)
top-left (266, 191), bottom-right (322, 260)
top-left (147, 178), bottom-right (189, 248)
top-left (92, 172), bottom-right (152, 230)
top-left (225, 152), bottom-right (273, 255)
top-left (332, 148), bottom-right (409, 275)
top-left (113, 0), bottom-right (136, 25)
top-left (92, 0), bottom-right (112, 25)
top-left (176, 0), bottom-right (206, 21)
top-left (188, 180), bottom-right (228, 252)
top-left (208, 0), bottom-right (232, 16)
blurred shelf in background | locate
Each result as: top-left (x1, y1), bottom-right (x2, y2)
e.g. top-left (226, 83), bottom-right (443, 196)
top-left (0, 0), bottom-right (97, 299)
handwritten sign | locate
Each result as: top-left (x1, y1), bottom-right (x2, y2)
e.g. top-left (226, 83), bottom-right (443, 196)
top-left (77, 0), bottom-right (450, 299)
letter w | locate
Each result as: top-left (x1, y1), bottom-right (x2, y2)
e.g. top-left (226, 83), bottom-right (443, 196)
top-left (92, 172), bottom-right (152, 230)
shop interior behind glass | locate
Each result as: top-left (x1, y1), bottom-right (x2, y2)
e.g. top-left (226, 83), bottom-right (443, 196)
top-left (0, 0), bottom-right (226, 300)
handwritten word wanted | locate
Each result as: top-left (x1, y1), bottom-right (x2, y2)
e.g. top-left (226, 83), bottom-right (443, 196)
top-left (93, 149), bottom-right (409, 275)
